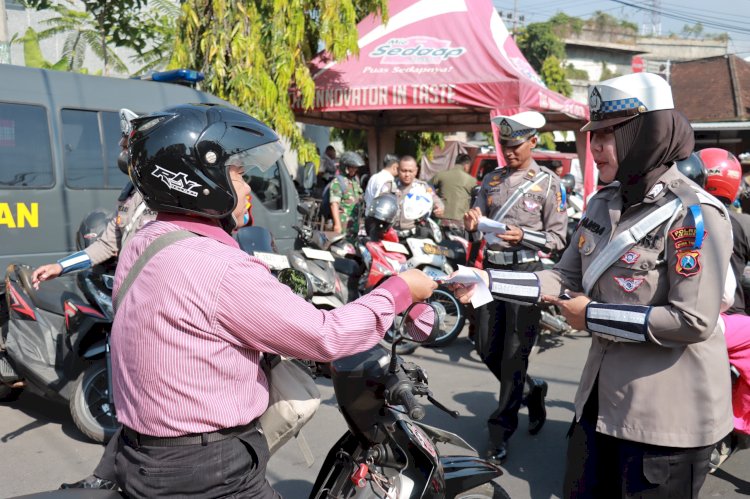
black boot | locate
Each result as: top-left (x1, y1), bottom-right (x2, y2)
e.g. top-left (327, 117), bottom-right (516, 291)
top-left (60, 475), bottom-right (118, 490)
top-left (527, 378), bottom-right (548, 435)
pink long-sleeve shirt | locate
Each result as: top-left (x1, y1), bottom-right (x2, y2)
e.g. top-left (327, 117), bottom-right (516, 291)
top-left (111, 213), bottom-right (412, 437)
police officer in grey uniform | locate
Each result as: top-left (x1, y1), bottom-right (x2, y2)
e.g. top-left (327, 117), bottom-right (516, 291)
top-left (458, 73), bottom-right (734, 498)
top-left (32, 109), bottom-right (156, 289)
top-left (393, 155), bottom-right (444, 237)
top-left (464, 111), bottom-right (568, 463)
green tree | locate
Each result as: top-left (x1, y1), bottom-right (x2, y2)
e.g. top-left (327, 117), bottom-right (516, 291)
top-left (26, 3), bottom-right (128, 74)
top-left (515, 21), bottom-right (565, 73)
top-left (172, 1), bottom-right (388, 165)
top-left (541, 55), bottom-right (571, 97)
top-left (24, 0), bottom-right (154, 55)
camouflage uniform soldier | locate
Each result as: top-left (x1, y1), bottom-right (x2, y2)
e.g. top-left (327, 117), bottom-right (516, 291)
top-left (329, 151), bottom-right (365, 237)
top-left (463, 111), bottom-right (568, 464)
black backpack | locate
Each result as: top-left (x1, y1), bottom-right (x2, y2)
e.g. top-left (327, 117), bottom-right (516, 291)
top-left (320, 174), bottom-right (349, 220)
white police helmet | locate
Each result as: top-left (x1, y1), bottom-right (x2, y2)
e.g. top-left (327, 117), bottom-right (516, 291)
top-left (491, 111), bottom-right (546, 147)
top-left (582, 72), bottom-right (674, 132)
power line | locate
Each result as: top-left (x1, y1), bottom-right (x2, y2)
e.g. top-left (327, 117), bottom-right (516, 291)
top-left (609, 0), bottom-right (750, 34)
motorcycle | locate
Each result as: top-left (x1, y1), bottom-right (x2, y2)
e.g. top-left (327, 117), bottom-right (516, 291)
top-left (289, 224), bottom-right (348, 310)
top-left (2, 265), bottom-right (118, 443)
top-left (310, 301), bottom-right (511, 499)
top-left (392, 191), bottom-right (466, 347)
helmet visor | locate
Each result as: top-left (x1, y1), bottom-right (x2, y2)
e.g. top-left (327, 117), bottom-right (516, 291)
top-left (226, 140), bottom-right (284, 174)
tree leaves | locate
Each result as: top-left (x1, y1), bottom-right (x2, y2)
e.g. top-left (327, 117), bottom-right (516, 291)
top-left (173, 0), bottom-right (387, 165)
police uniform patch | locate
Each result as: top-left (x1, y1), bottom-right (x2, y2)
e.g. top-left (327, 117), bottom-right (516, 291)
top-left (675, 250), bottom-right (701, 277)
top-left (578, 235), bottom-right (586, 249)
top-left (530, 184), bottom-right (543, 192)
top-left (620, 251), bottom-right (640, 265)
top-left (526, 170), bottom-right (536, 179)
top-left (116, 215), bottom-right (122, 225)
top-left (523, 199), bottom-right (540, 211)
top-left (646, 182), bottom-right (664, 199)
top-left (614, 276), bottom-right (645, 293)
top-left (670, 227), bottom-right (708, 250)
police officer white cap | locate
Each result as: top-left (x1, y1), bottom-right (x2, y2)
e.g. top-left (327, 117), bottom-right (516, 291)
top-left (582, 72), bottom-right (674, 132)
top-left (491, 111), bottom-right (546, 147)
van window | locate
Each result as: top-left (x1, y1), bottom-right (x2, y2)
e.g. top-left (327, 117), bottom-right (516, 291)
top-left (0, 102), bottom-right (54, 188)
top-left (246, 162), bottom-right (283, 210)
top-left (62, 109), bottom-right (129, 189)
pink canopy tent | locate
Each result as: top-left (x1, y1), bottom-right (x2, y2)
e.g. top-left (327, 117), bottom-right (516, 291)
top-left (291, 0), bottom-right (596, 201)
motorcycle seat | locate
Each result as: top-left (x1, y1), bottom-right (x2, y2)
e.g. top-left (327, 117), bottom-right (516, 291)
top-left (16, 266), bottom-right (84, 316)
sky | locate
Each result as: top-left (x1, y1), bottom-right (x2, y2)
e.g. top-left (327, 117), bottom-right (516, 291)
top-left (491, 0), bottom-right (750, 58)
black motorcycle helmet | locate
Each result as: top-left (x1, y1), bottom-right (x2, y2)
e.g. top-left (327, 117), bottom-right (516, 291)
top-left (76, 209), bottom-right (112, 251)
top-left (560, 173), bottom-right (576, 194)
top-left (364, 194), bottom-right (399, 241)
top-left (676, 152), bottom-right (707, 188)
top-left (128, 104), bottom-right (283, 233)
top-left (339, 151), bottom-right (366, 169)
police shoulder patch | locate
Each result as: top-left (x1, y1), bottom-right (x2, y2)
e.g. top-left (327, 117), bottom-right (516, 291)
top-left (675, 250), bottom-right (701, 277)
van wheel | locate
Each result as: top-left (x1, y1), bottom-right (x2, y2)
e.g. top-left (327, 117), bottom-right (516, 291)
top-left (70, 360), bottom-right (118, 443)
top-left (0, 384), bottom-right (22, 402)
top-left (0, 294), bottom-right (8, 345)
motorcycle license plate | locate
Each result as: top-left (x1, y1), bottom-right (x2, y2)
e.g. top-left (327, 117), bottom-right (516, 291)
top-left (253, 252), bottom-right (290, 270)
top-left (301, 247), bottom-right (335, 262)
top-left (422, 243), bottom-right (448, 256)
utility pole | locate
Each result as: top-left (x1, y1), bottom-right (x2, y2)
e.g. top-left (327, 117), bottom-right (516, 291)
top-left (498, 0), bottom-right (525, 39)
top-left (0, 0), bottom-right (10, 64)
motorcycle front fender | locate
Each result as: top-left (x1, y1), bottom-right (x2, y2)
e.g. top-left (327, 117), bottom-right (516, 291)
top-left (411, 420), bottom-right (476, 452)
top-left (441, 455), bottom-right (503, 497)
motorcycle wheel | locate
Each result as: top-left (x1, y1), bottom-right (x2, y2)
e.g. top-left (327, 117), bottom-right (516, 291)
top-left (425, 288), bottom-right (466, 348)
top-left (456, 481), bottom-right (512, 499)
top-left (70, 360), bottom-right (118, 443)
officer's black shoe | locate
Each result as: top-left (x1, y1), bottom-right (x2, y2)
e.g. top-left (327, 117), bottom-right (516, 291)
top-left (527, 378), bottom-right (548, 435)
top-left (60, 475), bottom-right (118, 490)
top-left (487, 442), bottom-right (508, 464)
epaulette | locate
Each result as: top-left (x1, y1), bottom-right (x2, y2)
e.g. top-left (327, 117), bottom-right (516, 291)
top-left (118, 181), bottom-right (136, 202)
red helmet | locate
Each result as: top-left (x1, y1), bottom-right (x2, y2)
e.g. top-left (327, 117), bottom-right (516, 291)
top-left (699, 148), bottom-right (742, 203)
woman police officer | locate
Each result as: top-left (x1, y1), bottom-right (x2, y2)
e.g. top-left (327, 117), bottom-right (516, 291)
top-left (452, 72), bottom-right (733, 498)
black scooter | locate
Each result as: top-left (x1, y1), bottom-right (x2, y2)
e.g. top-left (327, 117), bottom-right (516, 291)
top-left (310, 303), bottom-right (510, 498)
top-left (2, 265), bottom-right (118, 443)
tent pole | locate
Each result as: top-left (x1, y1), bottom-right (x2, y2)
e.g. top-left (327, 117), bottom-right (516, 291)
top-left (367, 128), bottom-right (379, 175)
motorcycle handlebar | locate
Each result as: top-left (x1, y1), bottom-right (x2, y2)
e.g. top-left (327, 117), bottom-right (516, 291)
top-left (395, 385), bottom-right (425, 421)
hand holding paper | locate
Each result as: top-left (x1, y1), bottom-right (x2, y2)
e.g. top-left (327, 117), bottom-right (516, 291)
top-left (441, 265), bottom-right (493, 307)
top-left (477, 217), bottom-right (507, 234)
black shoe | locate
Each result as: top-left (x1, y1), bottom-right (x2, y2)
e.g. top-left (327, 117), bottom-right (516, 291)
top-left (486, 442), bottom-right (508, 464)
top-left (527, 379), bottom-right (548, 435)
top-left (59, 475), bottom-right (117, 490)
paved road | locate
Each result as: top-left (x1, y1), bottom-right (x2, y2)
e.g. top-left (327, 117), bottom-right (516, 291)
top-left (0, 329), bottom-right (747, 498)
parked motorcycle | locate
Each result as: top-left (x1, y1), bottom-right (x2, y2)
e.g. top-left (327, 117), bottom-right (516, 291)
top-left (290, 224), bottom-right (348, 310)
top-left (2, 265), bottom-right (118, 443)
top-left (310, 302), bottom-right (511, 499)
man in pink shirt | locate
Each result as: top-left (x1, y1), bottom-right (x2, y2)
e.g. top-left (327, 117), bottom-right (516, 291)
top-left (103, 104), bottom-right (436, 497)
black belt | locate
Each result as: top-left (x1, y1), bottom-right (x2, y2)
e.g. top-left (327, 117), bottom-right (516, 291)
top-left (122, 420), bottom-right (258, 448)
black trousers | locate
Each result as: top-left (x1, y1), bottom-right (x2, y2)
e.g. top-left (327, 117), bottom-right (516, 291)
top-left (476, 259), bottom-right (543, 446)
top-left (113, 424), bottom-right (280, 498)
top-left (564, 386), bottom-right (714, 498)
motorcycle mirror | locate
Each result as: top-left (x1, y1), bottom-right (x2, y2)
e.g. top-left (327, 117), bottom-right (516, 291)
top-left (399, 302), bottom-right (440, 345)
top-left (277, 268), bottom-right (313, 300)
top-left (297, 203), bottom-right (311, 216)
